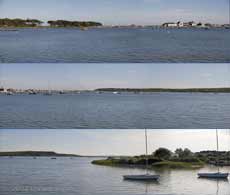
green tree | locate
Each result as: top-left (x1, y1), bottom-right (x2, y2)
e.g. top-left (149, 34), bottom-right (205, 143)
top-left (153, 148), bottom-right (172, 160)
top-left (175, 148), bottom-right (193, 158)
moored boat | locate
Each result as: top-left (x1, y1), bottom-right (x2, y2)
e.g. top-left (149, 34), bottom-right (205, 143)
top-left (123, 174), bottom-right (160, 181)
top-left (198, 172), bottom-right (229, 179)
top-left (123, 130), bottom-right (160, 181)
top-left (198, 130), bottom-right (229, 180)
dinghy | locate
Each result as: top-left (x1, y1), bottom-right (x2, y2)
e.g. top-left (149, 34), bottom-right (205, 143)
top-left (123, 130), bottom-right (160, 181)
top-left (198, 129), bottom-right (229, 180)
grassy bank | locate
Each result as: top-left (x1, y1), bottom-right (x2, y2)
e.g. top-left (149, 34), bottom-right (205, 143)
top-left (92, 159), bottom-right (204, 170)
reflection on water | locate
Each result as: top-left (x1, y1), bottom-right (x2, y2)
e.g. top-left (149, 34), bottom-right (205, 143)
top-left (0, 28), bottom-right (230, 63)
top-left (0, 157), bottom-right (229, 195)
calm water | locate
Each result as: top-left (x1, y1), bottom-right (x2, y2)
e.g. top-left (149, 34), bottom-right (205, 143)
top-left (0, 92), bottom-right (230, 129)
top-left (0, 28), bottom-right (230, 63)
top-left (0, 157), bottom-right (229, 195)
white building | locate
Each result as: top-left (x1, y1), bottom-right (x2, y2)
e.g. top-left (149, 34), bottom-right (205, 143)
top-left (162, 23), bottom-right (177, 27)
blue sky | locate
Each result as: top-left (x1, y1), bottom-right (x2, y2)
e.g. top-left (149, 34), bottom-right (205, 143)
top-left (0, 0), bottom-right (229, 25)
top-left (1, 130), bottom-right (230, 155)
top-left (0, 64), bottom-right (229, 90)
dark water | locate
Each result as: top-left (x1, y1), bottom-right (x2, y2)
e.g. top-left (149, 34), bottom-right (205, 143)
top-left (1, 92), bottom-right (230, 129)
top-left (0, 28), bottom-right (230, 63)
top-left (0, 157), bottom-right (229, 195)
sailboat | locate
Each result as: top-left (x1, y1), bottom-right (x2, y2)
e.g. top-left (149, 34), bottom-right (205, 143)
top-left (44, 81), bottom-right (52, 96)
top-left (123, 130), bottom-right (160, 181)
top-left (198, 129), bottom-right (229, 179)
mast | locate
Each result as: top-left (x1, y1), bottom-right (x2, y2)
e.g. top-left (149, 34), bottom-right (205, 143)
top-left (216, 129), bottom-right (220, 173)
top-left (229, 0), bottom-right (230, 26)
top-left (145, 129), bottom-right (149, 175)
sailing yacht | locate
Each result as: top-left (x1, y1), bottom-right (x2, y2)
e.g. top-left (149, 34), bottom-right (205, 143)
top-left (123, 130), bottom-right (160, 181)
top-left (198, 130), bottom-right (229, 179)
top-left (44, 81), bottom-right (52, 96)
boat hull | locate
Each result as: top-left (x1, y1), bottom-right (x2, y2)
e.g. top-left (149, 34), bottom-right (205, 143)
top-left (198, 173), bottom-right (229, 179)
top-left (123, 174), bottom-right (160, 181)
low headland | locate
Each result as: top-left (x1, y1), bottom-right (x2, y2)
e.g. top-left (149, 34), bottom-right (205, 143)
top-left (92, 148), bottom-right (230, 170)
top-left (0, 151), bottom-right (81, 157)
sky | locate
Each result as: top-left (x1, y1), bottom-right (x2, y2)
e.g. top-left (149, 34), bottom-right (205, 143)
top-left (0, 0), bottom-right (229, 25)
top-left (1, 129), bottom-right (230, 156)
top-left (0, 63), bottom-right (229, 90)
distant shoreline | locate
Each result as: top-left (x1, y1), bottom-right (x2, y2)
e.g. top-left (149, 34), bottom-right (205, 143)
top-left (0, 151), bottom-right (110, 158)
top-left (2, 88), bottom-right (230, 95)
top-left (0, 151), bottom-right (81, 157)
top-left (0, 18), bottom-right (229, 29)
top-left (96, 88), bottom-right (230, 93)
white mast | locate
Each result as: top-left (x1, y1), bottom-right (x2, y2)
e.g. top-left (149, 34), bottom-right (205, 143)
top-left (216, 129), bottom-right (220, 173)
top-left (229, 0), bottom-right (230, 26)
top-left (145, 129), bottom-right (149, 175)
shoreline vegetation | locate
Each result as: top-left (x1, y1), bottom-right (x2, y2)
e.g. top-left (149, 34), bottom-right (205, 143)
top-left (2, 88), bottom-right (230, 95)
top-left (0, 18), bottom-right (102, 28)
top-left (0, 18), bottom-right (229, 29)
top-left (92, 148), bottom-right (230, 170)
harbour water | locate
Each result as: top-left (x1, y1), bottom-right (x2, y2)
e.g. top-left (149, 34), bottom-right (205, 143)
top-left (0, 92), bottom-right (230, 129)
top-left (0, 157), bottom-right (229, 195)
top-left (0, 28), bottom-right (230, 63)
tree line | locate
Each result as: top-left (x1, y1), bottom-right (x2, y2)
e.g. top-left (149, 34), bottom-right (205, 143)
top-left (47, 20), bottom-right (102, 27)
top-left (0, 18), bottom-right (43, 27)
top-left (0, 18), bottom-right (103, 27)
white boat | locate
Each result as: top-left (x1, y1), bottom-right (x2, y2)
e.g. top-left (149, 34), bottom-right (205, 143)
top-left (123, 130), bottom-right (160, 181)
top-left (198, 129), bottom-right (229, 180)
top-left (113, 91), bottom-right (121, 95)
top-left (6, 91), bottom-right (14, 95)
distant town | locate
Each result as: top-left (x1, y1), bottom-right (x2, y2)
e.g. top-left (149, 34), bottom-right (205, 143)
top-left (0, 18), bottom-right (229, 29)
top-left (162, 20), bottom-right (230, 29)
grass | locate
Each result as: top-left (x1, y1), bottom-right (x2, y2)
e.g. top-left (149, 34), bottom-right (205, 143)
top-left (92, 159), bottom-right (205, 170)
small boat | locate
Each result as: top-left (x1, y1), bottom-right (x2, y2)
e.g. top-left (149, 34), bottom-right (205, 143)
top-left (113, 91), bottom-right (121, 95)
top-left (6, 91), bottom-right (13, 95)
top-left (124, 174), bottom-right (160, 181)
top-left (198, 130), bottom-right (229, 180)
top-left (51, 157), bottom-right (57, 160)
top-left (198, 173), bottom-right (229, 179)
top-left (28, 90), bottom-right (37, 95)
top-left (123, 130), bottom-right (160, 181)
